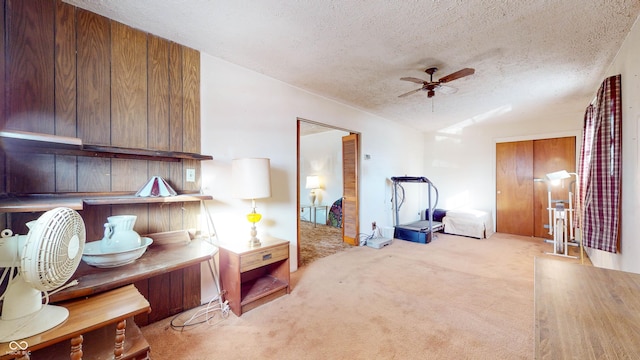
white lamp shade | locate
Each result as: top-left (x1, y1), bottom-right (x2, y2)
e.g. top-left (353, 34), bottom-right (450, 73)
top-left (305, 175), bottom-right (320, 189)
top-left (232, 158), bottom-right (272, 199)
top-left (546, 170), bottom-right (571, 181)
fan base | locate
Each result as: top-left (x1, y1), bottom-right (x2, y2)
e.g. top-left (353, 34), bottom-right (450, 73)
top-left (0, 304), bottom-right (69, 342)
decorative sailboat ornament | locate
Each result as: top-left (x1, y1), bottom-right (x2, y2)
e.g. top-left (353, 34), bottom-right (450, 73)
top-left (136, 176), bottom-right (177, 197)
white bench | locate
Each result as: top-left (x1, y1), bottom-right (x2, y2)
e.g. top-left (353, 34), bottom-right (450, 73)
top-left (443, 208), bottom-right (494, 239)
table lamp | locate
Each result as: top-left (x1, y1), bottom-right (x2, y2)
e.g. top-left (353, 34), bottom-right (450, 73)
top-left (305, 175), bottom-right (320, 206)
top-left (232, 158), bottom-right (272, 247)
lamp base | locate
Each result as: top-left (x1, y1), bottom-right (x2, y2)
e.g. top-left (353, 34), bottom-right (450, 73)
top-left (248, 222), bottom-right (261, 247)
top-left (248, 237), bottom-right (261, 248)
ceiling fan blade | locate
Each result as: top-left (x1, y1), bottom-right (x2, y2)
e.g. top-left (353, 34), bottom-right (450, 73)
top-left (400, 77), bottom-right (427, 84)
top-left (438, 68), bottom-right (475, 83)
top-left (435, 84), bottom-right (458, 95)
top-left (398, 88), bottom-right (423, 98)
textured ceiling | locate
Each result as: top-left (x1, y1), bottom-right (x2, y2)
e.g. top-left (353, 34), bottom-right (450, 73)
top-left (65, 0), bottom-right (640, 132)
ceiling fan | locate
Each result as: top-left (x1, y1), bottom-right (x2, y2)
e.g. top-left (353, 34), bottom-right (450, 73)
top-left (399, 67), bottom-right (475, 98)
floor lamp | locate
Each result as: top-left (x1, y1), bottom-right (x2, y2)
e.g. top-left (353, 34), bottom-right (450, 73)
top-left (232, 158), bottom-right (272, 247)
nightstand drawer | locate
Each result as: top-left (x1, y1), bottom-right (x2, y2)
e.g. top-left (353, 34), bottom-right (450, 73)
top-left (240, 244), bottom-right (288, 272)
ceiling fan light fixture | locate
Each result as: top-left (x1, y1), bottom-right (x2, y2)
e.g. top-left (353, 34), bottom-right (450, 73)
top-left (398, 66), bottom-right (475, 99)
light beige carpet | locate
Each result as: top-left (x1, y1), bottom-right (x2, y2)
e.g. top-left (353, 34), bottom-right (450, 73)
top-left (141, 232), bottom-right (585, 359)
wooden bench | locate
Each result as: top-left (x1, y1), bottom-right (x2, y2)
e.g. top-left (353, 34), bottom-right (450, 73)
top-left (0, 285), bottom-right (150, 360)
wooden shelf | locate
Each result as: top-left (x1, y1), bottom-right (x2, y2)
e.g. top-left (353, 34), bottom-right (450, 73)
top-left (0, 129), bottom-right (213, 162)
top-left (0, 192), bottom-right (212, 213)
top-left (241, 275), bottom-right (288, 306)
top-left (50, 238), bottom-right (218, 303)
top-left (82, 193), bottom-right (212, 205)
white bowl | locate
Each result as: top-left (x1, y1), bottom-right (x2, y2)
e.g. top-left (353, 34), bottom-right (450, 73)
top-left (82, 237), bottom-right (153, 268)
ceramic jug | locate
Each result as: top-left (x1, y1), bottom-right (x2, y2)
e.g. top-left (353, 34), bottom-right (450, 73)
top-left (100, 215), bottom-right (142, 253)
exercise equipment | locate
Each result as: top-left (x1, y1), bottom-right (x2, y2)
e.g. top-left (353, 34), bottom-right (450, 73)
top-left (391, 176), bottom-right (442, 244)
top-left (544, 171), bottom-right (580, 259)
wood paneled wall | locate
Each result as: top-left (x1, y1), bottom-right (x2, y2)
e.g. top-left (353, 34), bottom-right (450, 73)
top-left (1, 0), bottom-right (201, 232)
top-left (1, 0), bottom-right (204, 324)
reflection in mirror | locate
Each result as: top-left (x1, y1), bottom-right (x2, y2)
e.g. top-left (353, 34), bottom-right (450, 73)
top-left (298, 120), bottom-right (351, 267)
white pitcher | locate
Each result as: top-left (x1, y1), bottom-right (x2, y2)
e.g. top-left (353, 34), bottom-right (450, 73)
top-left (100, 215), bottom-right (142, 253)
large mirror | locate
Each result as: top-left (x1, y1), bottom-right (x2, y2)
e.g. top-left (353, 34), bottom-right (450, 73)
top-left (298, 120), bottom-right (351, 267)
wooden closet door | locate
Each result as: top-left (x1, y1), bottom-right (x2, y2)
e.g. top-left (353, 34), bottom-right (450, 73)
top-left (496, 137), bottom-right (576, 238)
top-left (342, 133), bottom-right (359, 246)
top-left (496, 141), bottom-right (534, 236)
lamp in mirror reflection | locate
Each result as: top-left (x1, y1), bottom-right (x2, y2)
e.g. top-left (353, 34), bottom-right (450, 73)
top-left (305, 175), bottom-right (320, 206)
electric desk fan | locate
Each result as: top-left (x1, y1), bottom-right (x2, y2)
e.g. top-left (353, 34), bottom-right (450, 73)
top-left (0, 207), bottom-right (85, 342)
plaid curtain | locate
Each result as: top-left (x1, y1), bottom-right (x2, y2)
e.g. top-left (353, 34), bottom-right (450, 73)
top-left (576, 105), bottom-right (595, 229)
top-left (579, 74), bottom-right (622, 253)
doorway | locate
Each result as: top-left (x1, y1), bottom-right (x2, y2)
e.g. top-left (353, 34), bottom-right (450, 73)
top-left (496, 136), bottom-right (576, 238)
top-left (297, 119), bottom-right (359, 267)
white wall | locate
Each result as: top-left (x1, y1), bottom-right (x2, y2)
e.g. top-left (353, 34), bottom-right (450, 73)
top-left (586, 16), bottom-right (640, 272)
top-left (199, 53), bottom-right (424, 299)
top-left (422, 16), bottom-right (640, 274)
top-left (423, 109), bottom-right (583, 216)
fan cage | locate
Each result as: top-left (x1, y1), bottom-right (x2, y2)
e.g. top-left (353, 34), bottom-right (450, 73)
top-left (21, 208), bottom-right (86, 291)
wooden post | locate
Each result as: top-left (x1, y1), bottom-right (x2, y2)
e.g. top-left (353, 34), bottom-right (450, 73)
top-left (70, 335), bottom-right (83, 360)
top-left (114, 319), bottom-right (126, 359)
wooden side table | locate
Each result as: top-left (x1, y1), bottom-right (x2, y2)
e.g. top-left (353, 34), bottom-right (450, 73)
top-left (0, 284), bottom-right (150, 360)
top-left (535, 257), bottom-right (640, 359)
top-left (219, 238), bottom-right (290, 316)
top-left (300, 205), bottom-right (328, 227)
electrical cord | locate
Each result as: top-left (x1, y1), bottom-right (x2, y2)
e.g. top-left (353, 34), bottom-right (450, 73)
top-left (168, 257), bottom-right (231, 331)
top-left (169, 293), bottom-right (230, 331)
top-left (358, 233), bottom-right (369, 246)
top-left (358, 226), bottom-right (384, 246)
top-left (168, 201), bottom-right (231, 331)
